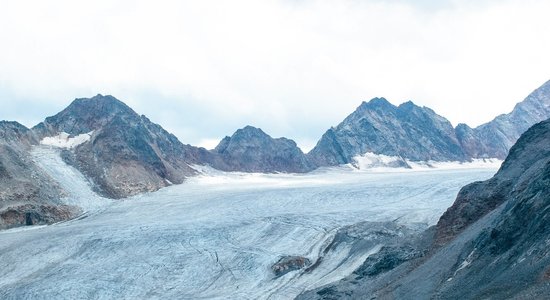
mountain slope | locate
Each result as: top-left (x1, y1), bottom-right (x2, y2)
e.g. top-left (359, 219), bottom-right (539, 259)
top-left (308, 98), bottom-right (467, 167)
top-left (457, 79), bottom-right (550, 159)
top-left (212, 126), bottom-right (315, 173)
top-left (33, 95), bottom-right (201, 198)
top-left (0, 121), bottom-right (77, 229)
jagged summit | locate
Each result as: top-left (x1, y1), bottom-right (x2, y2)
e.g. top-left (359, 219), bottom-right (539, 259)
top-left (33, 94), bottom-right (139, 138)
top-left (229, 125), bottom-right (270, 139)
top-left (309, 96), bottom-right (466, 166)
top-left (361, 97), bottom-right (392, 107)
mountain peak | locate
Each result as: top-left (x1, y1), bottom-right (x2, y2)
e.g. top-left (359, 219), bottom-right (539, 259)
top-left (240, 125), bottom-right (265, 133)
top-left (397, 100), bottom-right (418, 109)
top-left (231, 125), bottom-right (271, 140)
top-left (34, 95), bottom-right (139, 136)
top-left (360, 97), bottom-right (393, 109)
top-left (213, 126), bottom-right (313, 173)
top-left (71, 94), bottom-right (134, 115)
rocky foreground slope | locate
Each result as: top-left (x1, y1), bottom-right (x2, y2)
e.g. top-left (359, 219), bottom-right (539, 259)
top-left (298, 118), bottom-right (550, 299)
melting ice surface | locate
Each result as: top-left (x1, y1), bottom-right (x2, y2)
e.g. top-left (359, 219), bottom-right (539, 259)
top-left (0, 152), bottom-right (498, 299)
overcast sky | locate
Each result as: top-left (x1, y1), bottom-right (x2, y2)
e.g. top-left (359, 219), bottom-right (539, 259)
top-left (1, 0), bottom-right (549, 151)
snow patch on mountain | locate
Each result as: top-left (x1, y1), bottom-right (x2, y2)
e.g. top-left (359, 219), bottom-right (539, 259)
top-left (31, 146), bottom-right (112, 212)
top-left (353, 152), bottom-right (408, 169)
top-left (351, 152), bottom-right (502, 171)
top-left (40, 131), bottom-right (93, 149)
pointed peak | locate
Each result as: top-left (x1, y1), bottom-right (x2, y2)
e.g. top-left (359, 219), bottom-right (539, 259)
top-left (234, 125), bottom-right (268, 136)
top-left (35, 94), bottom-right (139, 136)
top-left (398, 100), bottom-right (417, 107)
top-left (242, 125), bottom-right (262, 131)
top-left (366, 97), bottom-right (391, 106)
top-left (68, 94), bottom-right (135, 114)
top-left (356, 97), bottom-right (394, 112)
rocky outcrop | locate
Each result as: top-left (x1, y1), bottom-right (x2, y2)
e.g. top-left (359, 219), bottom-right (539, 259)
top-left (34, 95), bottom-right (202, 198)
top-left (0, 204), bottom-right (77, 230)
top-left (308, 98), bottom-right (467, 167)
top-left (212, 126), bottom-right (315, 173)
top-left (299, 118), bottom-right (550, 299)
top-left (272, 256), bottom-right (312, 277)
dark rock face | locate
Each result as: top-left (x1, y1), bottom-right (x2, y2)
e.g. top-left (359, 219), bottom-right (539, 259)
top-left (458, 80), bottom-right (550, 159)
top-left (34, 95), bottom-right (200, 198)
top-left (299, 118), bottom-right (550, 299)
top-left (212, 126), bottom-right (315, 173)
top-left (308, 98), bottom-right (467, 166)
top-left (0, 122), bottom-right (76, 229)
top-left (0, 204), bottom-right (78, 230)
top-left (272, 256), bottom-right (311, 277)
top-left (353, 245), bottom-right (423, 279)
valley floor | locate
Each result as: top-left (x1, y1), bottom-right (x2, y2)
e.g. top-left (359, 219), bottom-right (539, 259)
top-left (0, 153), bottom-right (497, 299)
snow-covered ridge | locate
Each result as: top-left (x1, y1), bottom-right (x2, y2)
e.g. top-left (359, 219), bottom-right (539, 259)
top-left (40, 131), bottom-right (93, 149)
top-left (353, 152), bottom-right (502, 171)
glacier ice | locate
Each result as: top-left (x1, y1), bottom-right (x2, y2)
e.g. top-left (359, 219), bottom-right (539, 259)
top-left (0, 152), bottom-right (498, 299)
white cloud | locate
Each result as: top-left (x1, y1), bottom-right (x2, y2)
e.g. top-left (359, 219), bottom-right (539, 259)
top-left (1, 0), bottom-right (549, 150)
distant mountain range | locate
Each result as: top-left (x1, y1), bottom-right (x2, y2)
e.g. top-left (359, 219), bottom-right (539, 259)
top-left (1, 80), bottom-right (550, 228)
top-left (310, 80), bottom-right (550, 167)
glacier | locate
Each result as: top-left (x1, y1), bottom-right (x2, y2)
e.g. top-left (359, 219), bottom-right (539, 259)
top-left (0, 148), bottom-right (498, 299)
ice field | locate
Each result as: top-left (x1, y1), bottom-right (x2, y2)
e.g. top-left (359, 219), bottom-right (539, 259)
top-left (0, 148), bottom-right (498, 299)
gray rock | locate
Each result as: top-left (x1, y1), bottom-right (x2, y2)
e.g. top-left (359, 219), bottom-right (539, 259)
top-left (308, 98), bottom-right (467, 166)
top-left (272, 256), bottom-right (312, 277)
top-left (212, 126), bottom-right (315, 173)
top-left (458, 80), bottom-right (550, 159)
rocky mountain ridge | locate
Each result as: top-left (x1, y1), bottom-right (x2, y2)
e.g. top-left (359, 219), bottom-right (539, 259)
top-left (308, 98), bottom-right (467, 166)
top-left (309, 80), bottom-right (550, 167)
